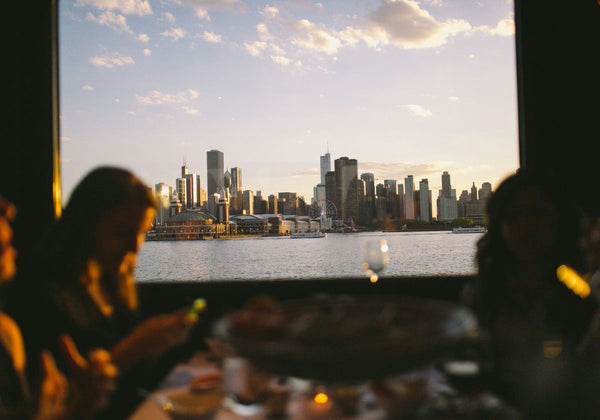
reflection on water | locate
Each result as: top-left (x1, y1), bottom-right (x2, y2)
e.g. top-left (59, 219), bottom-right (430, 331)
top-left (135, 231), bottom-right (482, 282)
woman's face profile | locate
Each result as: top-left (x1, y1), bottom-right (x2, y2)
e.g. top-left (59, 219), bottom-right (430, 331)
top-left (95, 205), bottom-right (155, 278)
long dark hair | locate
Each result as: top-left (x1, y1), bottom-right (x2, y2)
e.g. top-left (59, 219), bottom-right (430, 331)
top-left (28, 167), bottom-right (156, 310)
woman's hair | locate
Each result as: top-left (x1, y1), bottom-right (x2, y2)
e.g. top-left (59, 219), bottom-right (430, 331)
top-left (29, 167), bottom-right (156, 311)
top-left (473, 169), bottom-right (583, 325)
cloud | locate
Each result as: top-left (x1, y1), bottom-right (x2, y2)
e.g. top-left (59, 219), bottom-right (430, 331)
top-left (81, 85), bottom-right (94, 91)
top-left (202, 31), bottom-right (222, 43)
top-left (261, 5), bottom-right (279, 19)
top-left (269, 43), bottom-right (285, 55)
top-left (161, 27), bottom-right (187, 40)
top-left (468, 53), bottom-right (475, 59)
top-left (182, 106), bottom-right (200, 115)
top-left (359, 161), bottom-right (448, 179)
top-left (194, 8), bottom-right (210, 20)
top-left (185, 0), bottom-right (242, 10)
top-left (60, 136), bottom-right (72, 142)
top-left (478, 17), bottom-right (515, 37)
top-left (143, 48), bottom-right (151, 55)
top-left (291, 19), bottom-right (342, 54)
top-left (86, 11), bottom-right (133, 34)
top-left (164, 11), bottom-right (176, 22)
top-left (256, 23), bottom-right (273, 41)
top-left (404, 104), bottom-right (433, 117)
top-left (448, 95), bottom-right (459, 102)
top-left (128, 111), bottom-right (135, 115)
top-left (89, 52), bottom-right (135, 68)
top-left (243, 41), bottom-right (267, 56)
top-left (271, 55), bottom-right (290, 67)
top-left (292, 168), bottom-right (319, 177)
top-left (315, 2), bottom-right (323, 9)
top-left (136, 89), bottom-right (199, 105)
top-left (137, 33), bottom-right (149, 42)
top-left (75, 0), bottom-right (152, 16)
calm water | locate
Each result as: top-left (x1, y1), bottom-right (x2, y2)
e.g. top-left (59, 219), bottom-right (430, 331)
top-left (135, 231), bottom-right (482, 282)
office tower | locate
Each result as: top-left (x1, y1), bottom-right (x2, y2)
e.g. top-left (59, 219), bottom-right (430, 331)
top-left (243, 190), bottom-right (254, 215)
top-left (217, 199), bottom-right (229, 224)
top-left (442, 171), bottom-right (451, 197)
top-left (278, 192), bottom-right (298, 215)
top-left (479, 182), bottom-right (492, 202)
top-left (224, 170), bottom-right (232, 189)
top-left (183, 173), bottom-right (197, 209)
top-left (470, 182), bottom-right (478, 202)
top-left (320, 152), bottom-right (331, 185)
top-left (231, 167), bottom-right (242, 193)
top-left (361, 173), bottom-right (375, 202)
top-left (268, 194), bottom-right (278, 214)
top-left (397, 184), bottom-right (404, 219)
top-left (334, 157), bottom-right (359, 222)
top-left (384, 179), bottom-right (397, 194)
top-left (404, 175), bottom-right (415, 219)
top-left (207, 150), bottom-right (224, 197)
top-left (314, 184), bottom-right (326, 210)
top-left (376, 183), bottom-right (389, 199)
top-left (208, 193), bottom-right (220, 217)
top-left (169, 191), bottom-right (183, 217)
top-left (325, 171), bottom-right (336, 212)
top-left (438, 171), bottom-right (458, 221)
top-left (181, 160), bottom-right (188, 178)
top-left (255, 190), bottom-right (262, 199)
top-left (154, 182), bottom-right (171, 225)
top-left (458, 190), bottom-right (470, 217)
top-left (175, 177), bottom-right (187, 207)
top-left (419, 179), bottom-right (430, 222)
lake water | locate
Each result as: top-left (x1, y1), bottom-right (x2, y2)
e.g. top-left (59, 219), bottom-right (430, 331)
top-left (135, 231), bottom-right (482, 282)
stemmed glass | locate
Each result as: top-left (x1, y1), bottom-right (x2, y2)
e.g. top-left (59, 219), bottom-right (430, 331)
top-left (362, 239), bottom-right (390, 283)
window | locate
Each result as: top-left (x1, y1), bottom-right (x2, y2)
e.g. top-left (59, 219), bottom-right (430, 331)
top-left (59, 0), bottom-right (518, 281)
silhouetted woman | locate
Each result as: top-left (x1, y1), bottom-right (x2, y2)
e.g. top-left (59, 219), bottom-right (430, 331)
top-left (15, 167), bottom-right (196, 418)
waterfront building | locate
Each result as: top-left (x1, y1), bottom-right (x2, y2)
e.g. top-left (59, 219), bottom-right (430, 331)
top-left (176, 177), bottom-right (187, 207)
top-left (404, 175), bottom-right (415, 220)
top-left (231, 167), bottom-right (242, 193)
top-left (243, 190), bottom-right (254, 215)
top-left (207, 149), bottom-right (224, 197)
top-left (217, 199), bottom-right (229, 224)
top-left (334, 157), bottom-right (359, 223)
top-left (183, 173), bottom-right (197, 209)
top-left (152, 210), bottom-right (225, 240)
top-left (437, 171), bottom-right (458, 221)
top-left (384, 179), bottom-right (397, 194)
top-left (268, 194), bottom-right (278, 214)
top-left (320, 152), bottom-right (331, 185)
top-left (419, 179), bottom-right (431, 222)
top-left (279, 192), bottom-right (298, 215)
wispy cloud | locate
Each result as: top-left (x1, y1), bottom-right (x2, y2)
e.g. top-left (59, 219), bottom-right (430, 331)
top-left (75, 0), bottom-right (152, 16)
top-left (86, 11), bottom-right (133, 34)
top-left (136, 89), bottom-right (199, 105)
top-left (137, 33), bottom-right (150, 42)
top-left (143, 48), bottom-right (151, 55)
top-left (164, 11), bottom-right (176, 22)
top-left (271, 55), bottom-right (290, 67)
top-left (256, 23), bottom-right (273, 41)
top-left (292, 168), bottom-right (319, 177)
top-left (182, 106), bottom-right (200, 115)
top-left (202, 31), bottom-right (222, 43)
top-left (161, 27), bottom-right (187, 40)
top-left (243, 41), bottom-right (267, 56)
top-left (60, 136), bottom-right (72, 142)
top-left (476, 17), bottom-right (515, 37)
top-left (359, 161), bottom-right (450, 179)
top-left (89, 52), bottom-right (135, 68)
top-left (404, 104), bottom-right (433, 118)
top-left (194, 8), bottom-right (210, 20)
top-left (81, 85), bottom-right (94, 91)
top-left (291, 19), bottom-right (342, 54)
top-left (448, 95), bottom-right (459, 102)
top-left (261, 5), bottom-right (279, 19)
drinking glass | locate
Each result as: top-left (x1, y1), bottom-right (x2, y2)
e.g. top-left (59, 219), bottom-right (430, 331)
top-left (362, 239), bottom-right (389, 283)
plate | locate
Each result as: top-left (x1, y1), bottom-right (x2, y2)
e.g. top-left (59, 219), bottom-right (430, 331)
top-left (213, 295), bottom-right (478, 381)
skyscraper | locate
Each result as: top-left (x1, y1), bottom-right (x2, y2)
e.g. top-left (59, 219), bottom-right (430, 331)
top-left (224, 170), bottom-right (231, 189)
top-left (196, 174), bottom-right (205, 207)
top-left (479, 182), bottom-right (492, 202)
top-left (268, 194), bottom-right (278, 214)
top-left (207, 150), bottom-right (224, 197)
top-left (404, 175), bottom-right (415, 219)
top-left (334, 157), bottom-right (359, 222)
top-left (419, 179), bottom-right (430, 222)
top-left (361, 173), bottom-right (375, 201)
top-left (384, 179), bottom-right (397, 194)
top-left (438, 171), bottom-right (457, 221)
top-left (442, 171), bottom-right (451, 197)
top-left (231, 167), bottom-right (242, 193)
top-left (320, 153), bottom-right (331, 185)
top-left (243, 190), bottom-right (254, 215)
top-left (183, 173), bottom-right (197, 209)
top-left (470, 182), bottom-right (478, 202)
top-left (181, 160), bottom-right (188, 178)
top-left (175, 177), bottom-right (187, 207)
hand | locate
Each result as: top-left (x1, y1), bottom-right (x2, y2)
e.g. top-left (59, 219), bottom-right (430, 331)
top-left (59, 335), bottom-right (118, 416)
top-left (35, 350), bottom-right (69, 420)
top-left (111, 309), bottom-right (197, 371)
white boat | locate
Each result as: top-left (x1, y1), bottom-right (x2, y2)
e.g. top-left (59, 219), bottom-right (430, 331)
top-left (452, 226), bottom-right (486, 234)
top-left (290, 232), bottom-right (327, 238)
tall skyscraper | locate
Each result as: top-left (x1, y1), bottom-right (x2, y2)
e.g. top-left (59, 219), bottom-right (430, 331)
top-left (334, 157), bottom-right (359, 222)
top-left (320, 153), bottom-right (331, 185)
top-left (231, 167), bottom-right (242, 193)
top-left (224, 170), bottom-right (232, 189)
top-left (442, 171), bottom-right (451, 197)
top-left (183, 173), bottom-right (197, 209)
top-left (404, 175), bottom-right (415, 219)
top-left (268, 194), bottom-right (278, 214)
top-left (196, 175), bottom-right (205, 207)
top-left (243, 190), bottom-right (254, 215)
top-left (384, 179), bottom-right (397, 194)
top-left (419, 179), bottom-right (430, 222)
top-left (470, 182), bottom-right (478, 202)
top-left (437, 171), bottom-right (457, 221)
top-left (361, 173), bottom-right (375, 201)
top-left (207, 150), bottom-right (224, 197)
top-left (479, 182), bottom-right (492, 202)
top-left (175, 177), bottom-right (187, 207)
top-left (181, 160), bottom-right (188, 178)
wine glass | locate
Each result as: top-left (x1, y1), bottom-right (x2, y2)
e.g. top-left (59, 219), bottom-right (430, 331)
top-left (362, 239), bottom-right (390, 283)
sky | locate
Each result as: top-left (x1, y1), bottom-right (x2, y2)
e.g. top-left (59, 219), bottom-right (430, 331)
top-left (59, 0), bottom-right (519, 214)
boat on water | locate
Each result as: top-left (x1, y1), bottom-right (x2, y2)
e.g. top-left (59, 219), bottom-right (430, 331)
top-left (452, 226), bottom-right (486, 234)
top-left (290, 232), bottom-right (327, 238)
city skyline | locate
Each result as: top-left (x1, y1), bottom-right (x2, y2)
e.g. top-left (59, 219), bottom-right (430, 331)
top-left (59, 0), bottom-right (518, 206)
